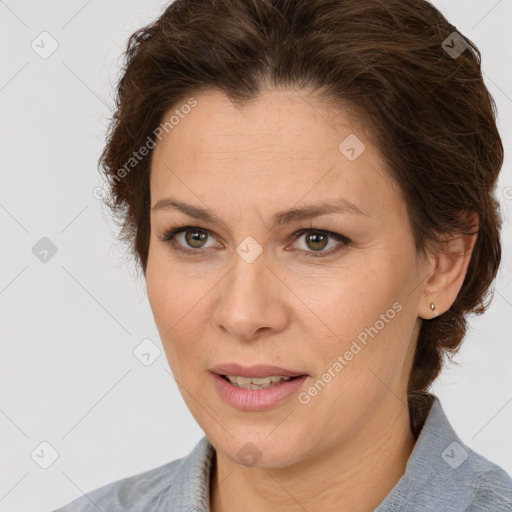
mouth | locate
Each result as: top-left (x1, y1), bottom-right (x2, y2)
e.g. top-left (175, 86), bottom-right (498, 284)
top-left (219, 374), bottom-right (303, 390)
top-left (210, 363), bottom-right (309, 410)
top-left (211, 372), bottom-right (309, 411)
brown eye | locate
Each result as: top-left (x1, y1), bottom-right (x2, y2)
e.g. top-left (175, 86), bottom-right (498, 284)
top-left (159, 226), bottom-right (219, 254)
top-left (184, 229), bottom-right (209, 248)
top-left (289, 229), bottom-right (350, 258)
top-left (304, 231), bottom-right (329, 251)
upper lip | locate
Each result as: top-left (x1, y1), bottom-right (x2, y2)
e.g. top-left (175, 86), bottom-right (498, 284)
top-left (210, 363), bottom-right (308, 378)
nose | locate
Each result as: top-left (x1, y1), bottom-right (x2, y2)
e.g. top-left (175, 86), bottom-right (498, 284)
top-left (212, 246), bottom-right (289, 342)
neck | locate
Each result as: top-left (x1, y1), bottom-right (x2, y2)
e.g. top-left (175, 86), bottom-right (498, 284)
top-left (209, 396), bottom-right (417, 512)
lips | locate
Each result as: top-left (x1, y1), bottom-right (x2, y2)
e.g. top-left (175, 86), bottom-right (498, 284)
top-left (211, 372), bottom-right (309, 410)
top-left (210, 363), bottom-right (309, 379)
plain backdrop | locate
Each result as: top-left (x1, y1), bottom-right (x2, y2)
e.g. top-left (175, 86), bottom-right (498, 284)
top-left (1, 0), bottom-right (511, 510)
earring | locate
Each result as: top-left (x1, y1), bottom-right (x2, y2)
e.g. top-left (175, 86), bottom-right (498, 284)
top-left (430, 303), bottom-right (438, 317)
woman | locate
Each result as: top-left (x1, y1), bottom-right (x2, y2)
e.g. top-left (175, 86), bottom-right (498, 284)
top-left (53, 0), bottom-right (512, 510)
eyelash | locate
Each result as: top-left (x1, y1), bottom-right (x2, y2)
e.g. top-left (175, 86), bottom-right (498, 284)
top-left (157, 225), bottom-right (350, 259)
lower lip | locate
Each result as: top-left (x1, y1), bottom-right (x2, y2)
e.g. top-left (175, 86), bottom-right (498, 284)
top-left (211, 373), bottom-right (308, 411)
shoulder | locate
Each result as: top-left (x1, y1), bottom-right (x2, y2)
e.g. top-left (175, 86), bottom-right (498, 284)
top-left (419, 416), bottom-right (512, 511)
top-left (51, 436), bottom-right (214, 511)
top-left (426, 399), bottom-right (512, 511)
top-left (390, 440), bottom-right (512, 512)
top-left (51, 454), bottom-right (186, 511)
top-left (51, 458), bottom-right (183, 512)
top-left (462, 452), bottom-right (512, 511)
top-left (377, 395), bottom-right (512, 512)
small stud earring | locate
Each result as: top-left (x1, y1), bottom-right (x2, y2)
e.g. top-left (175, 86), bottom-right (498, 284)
top-left (430, 303), bottom-right (438, 317)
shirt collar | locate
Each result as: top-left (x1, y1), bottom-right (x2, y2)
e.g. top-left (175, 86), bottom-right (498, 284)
top-left (166, 434), bottom-right (215, 511)
top-left (376, 393), bottom-right (479, 511)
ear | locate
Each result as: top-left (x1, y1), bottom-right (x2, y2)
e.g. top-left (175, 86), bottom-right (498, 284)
top-left (418, 211), bottom-right (479, 320)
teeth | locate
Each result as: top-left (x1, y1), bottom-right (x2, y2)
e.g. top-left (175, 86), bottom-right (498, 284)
top-left (225, 375), bottom-right (293, 389)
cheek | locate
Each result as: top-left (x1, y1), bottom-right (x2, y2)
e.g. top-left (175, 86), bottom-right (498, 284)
top-left (293, 260), bottom-right (393, 335)
top-left (146, 256), bottom-right (212, 373)
top-left (300, 257), bottom-right (411, 375)
top-left (146, 244), bottom-right (195, 327)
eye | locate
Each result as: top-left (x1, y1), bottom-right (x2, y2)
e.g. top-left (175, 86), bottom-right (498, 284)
top-left (158, 225), bottom-right (221, 255)
top-left (288, 229), bottom-right (350, 258)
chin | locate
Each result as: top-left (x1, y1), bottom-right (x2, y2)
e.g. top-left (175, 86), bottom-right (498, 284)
top-left (212, 427), bottom-right (310, 469)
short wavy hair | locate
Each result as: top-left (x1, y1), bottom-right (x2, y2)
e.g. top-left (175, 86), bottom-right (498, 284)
top-left (98, 0), bottom-right (503, 435)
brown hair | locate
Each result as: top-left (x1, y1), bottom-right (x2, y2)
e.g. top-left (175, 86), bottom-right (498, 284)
top-left (99, 0), bottom-right (503, 435)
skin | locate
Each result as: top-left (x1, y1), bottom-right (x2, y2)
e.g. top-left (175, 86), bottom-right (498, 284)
top-left (146, 88), bottom-right (478, 512)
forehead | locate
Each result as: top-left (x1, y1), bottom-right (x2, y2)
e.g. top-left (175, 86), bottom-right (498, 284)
top-left (150, 89), bottom-right (400, 219)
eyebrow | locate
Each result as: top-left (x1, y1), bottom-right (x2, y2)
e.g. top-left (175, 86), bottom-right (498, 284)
top-left (152, 196), bottom-right (371, 228)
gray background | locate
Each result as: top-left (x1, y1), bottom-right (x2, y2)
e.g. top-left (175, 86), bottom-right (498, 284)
top-left (1, 0), bottom-right (511, 510)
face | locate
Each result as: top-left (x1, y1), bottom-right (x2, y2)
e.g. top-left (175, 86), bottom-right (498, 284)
top-left (146, 88), bottom-right (430, 469)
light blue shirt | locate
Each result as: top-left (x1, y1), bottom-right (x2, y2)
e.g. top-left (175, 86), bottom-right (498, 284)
top-left (52, 394), bottom-right (512, 511)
